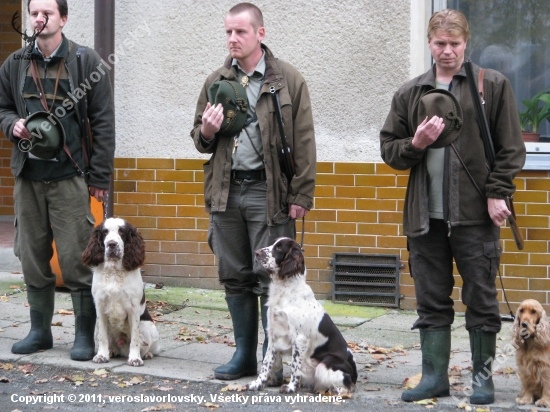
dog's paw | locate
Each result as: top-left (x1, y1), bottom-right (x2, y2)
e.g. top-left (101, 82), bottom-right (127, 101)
top-left (279, 384), bottom-right (296, 394)
top-left (535, 398), bottom-right (550, 407)
top-left (127, 357), bottom-right (144, 367)
top-left (246, 379), bottom-right (264, 391)
top-left (516, 395), bottom-right (534, 405)
top-left (142, 351), bottom-right (154, 360)
top-left (92, 354), bottom-right (109, 363)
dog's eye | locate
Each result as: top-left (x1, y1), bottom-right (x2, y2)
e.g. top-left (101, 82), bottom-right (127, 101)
top-left (532, 309), bottom-right (537, 314)
top-left (519, 308), bottom-right (524, 313)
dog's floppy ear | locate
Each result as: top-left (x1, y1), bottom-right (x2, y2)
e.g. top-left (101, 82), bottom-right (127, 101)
top-left (123, 221), bottom-right (145, 271)
top-left (280, 240), bottom-right (305, 277)
top-left (82, 223), bottom-right (105, 267)
top-left (512, 304), bottom-right (524, 347)
top-left (535, 309), bottom-right (550, 349)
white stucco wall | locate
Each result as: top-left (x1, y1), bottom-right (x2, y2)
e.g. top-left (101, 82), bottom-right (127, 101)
top-left (56, 0), bottom-right (416, 162)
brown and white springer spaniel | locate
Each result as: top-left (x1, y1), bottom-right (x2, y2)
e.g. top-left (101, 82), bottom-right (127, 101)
top-left (247, 237), bottom-right (357, 394)
top-left (82, 218), bottom-right (159, 366)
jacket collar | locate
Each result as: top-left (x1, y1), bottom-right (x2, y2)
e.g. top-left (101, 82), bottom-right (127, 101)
top-left (416, 62), bottom-right (470, 87)
top-left (221, 43), bottom-right (281, 83)
top-left (31, 33), bottom-right (69, 65)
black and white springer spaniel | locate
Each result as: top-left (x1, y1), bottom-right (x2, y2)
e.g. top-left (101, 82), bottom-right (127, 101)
top-left (247, 237), bottom-right (357, 394)
top-left (82, 218), bottom-right (159, 366)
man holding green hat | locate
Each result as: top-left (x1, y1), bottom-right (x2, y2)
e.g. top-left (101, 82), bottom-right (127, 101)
top-left (191, 2), bottom-right (316, 382)
top-left (0, 0), bottom-right (114, 361)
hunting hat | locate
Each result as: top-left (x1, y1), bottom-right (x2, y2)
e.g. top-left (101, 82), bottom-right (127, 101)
top-left (23, 111), bottom-right (66, 159)
top-left (207, 80), bottom-right (248, 137)
top-left (412, 89), bottom-right (463, 148)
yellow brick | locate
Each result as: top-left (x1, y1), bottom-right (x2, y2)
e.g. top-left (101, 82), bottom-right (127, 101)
top-left (531, 254), bottom-right (550, 265)
top-left (379, 211), bottom-right (403, 223)
top-left (118, 216), bottom-right (157, 228)
top-left (306, 209), bottom-right (336, 221)
top-left (518, 170), bottom-right (549, 178)
top-left (355, 175), bottom-right (397, 187)
top-left (377, 236), bottom-right (407, 248)
top-left (314, 186), bottom-right (334, 197)
top-left (504, 265), bottom-right (547, 278)
top-left (335, 235), bottom-right (376, 247)
top-left (139, 205), bottom-right (177, 217)
top-left (196, 218), bottom-right (210, 230)
top-left (513, 179), bottom-right (525, 190)
top-left (302, 233), bottom-right (335, 245)
top-left (317, 221), bottom-right (356, 234)
top-left (530, 279), bottom-right (550, 291)
top-left (526, 179), bottom-right (550, 191)
top-left (160, 241), bottom-right (199, 254)
top-left (377, 187), bottom-right (406, 199)
top-left (319, 246), bottom-right (360, 256)
top-left (504, 240), bottom-right (547, 253)
top-left (498, 277), bottom-right (529, 290)
top-left (315, 198), bottom-right (355, 210)
top-left (306, 257), bottom-right (332, 270)
top-left (176, 230), bottom-right (208, 242)
top-left (505, 290), bottom-right (547, 304)
top-left (176, 254), bottom-right (216, 266)
top-left (177, 206), bottom-right (209, 217)
top-left (146, 253), bottom-right (176, 265)
top-left (117, 169), bottom-right (154, 181)
top-left (527, 203), bottom-right (550, 215)
top-left (117, 193), bottom-right (156, 204)
top-left (515, 191), bottom-right (547, 203)
top-left (114, 181), bottom-right (136, 192)
top-left (335, 163), bottom-right (375, 174)
top-left (356, 199), bottom-right (397, 211)
top-left (139, 228), bottom-right (176, 241)
top-left (175, 182), bottom-right (203, 194)
top-left (156, 170), bottom-right (194, 182)
top-left (158, 217), bottom-right (195, 229)
top-left (114, 204), bottom-right (138, 216)
top-left (317, 162), bottom-right (334, 173)
top-left (158, 194), bottom-right (196, 205)
top-left (194, 170), bottom-right (204, 183)
top-left (176, 159), bottom-right (206, 170)
top-left (137, 158), bottom-right (174, 169)
top-left (338, 210), bottom-right (377, 223)
top-left (500, 252), bottom-right (528, 265)
top-left (145, 241), bottom-right (159, 252)
top-left (316, 174), bottom-right (355, 186)
top-left (375, 163), bottom-right (411, 175)
top-left (113, 157), bottom-right (134, 169)
top-left (518, 215), bottom-right (549, 229)
top-left (138, 181), bottom-right (175, 193)
top-left (336, 187), bottom-right (376, 198)
top-left (527, 229), bottom-right (550, 241)
top-left (358, 223), bottom-right (398, 236)
top-left (396, 175), bottom-right (409, 187)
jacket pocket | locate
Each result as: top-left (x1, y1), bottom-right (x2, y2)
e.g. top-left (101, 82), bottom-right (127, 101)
top-left (483, 240), bottom-right (502, 279)
top-left (203, 161), bottom-right (212, 208)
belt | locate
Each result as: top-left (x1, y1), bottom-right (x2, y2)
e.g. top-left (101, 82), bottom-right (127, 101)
top-left (231, 169), bottom-right (266, 181)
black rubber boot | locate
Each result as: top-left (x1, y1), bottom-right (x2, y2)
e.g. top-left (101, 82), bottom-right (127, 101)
top-left (261, 296), bottom-right (283, 386)
top-left (214, 293), bottom-right (258, 380)
top-left (469, 329), bottom-right (496, 405)
top-left (70, 289), bottom-right (97, 361)
top-left (11, 284), bottom-right (55, 354)
top-left (402, 326), bottom-right (451, 402)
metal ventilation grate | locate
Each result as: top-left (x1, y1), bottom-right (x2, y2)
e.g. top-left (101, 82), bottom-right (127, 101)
top-left (330, 253), bottom-right (402, 308)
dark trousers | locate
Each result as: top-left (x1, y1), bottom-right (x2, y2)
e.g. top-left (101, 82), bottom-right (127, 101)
top-left (208, 180), bottom-right (295, 296)
top-left (408, 219), bottom-right (502, 333)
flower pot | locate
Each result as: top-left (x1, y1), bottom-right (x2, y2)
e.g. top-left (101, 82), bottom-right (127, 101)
top-left (522, 132), bottom-right (540, 142)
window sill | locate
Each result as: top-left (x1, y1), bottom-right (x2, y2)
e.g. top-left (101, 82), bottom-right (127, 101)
top-left (524, 142), bottom-right (550, 170)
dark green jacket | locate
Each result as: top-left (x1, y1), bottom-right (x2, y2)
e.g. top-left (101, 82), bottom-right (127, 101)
top-left (380, 63), bottom-right (526, 237)
top-left (191, 44), bottom-right (316, 225)
top-left (0, 36), bottom-right (115, 190)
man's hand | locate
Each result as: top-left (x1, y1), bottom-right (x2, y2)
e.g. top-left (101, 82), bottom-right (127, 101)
top-left (488, 197), bottom-right (510, 227)
top-left (289, 204), bottom-right (308, 219)
top-left (200, 102), bottom-right (224, 140)
top-left (89, 187), bottom-right (107, 202)
top-left (411, 116), bottom-right (445, 150)
top-left (13, 119), bottom-right (31, 140)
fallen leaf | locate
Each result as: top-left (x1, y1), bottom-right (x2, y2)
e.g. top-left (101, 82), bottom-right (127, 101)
top-left (18, 364), bottom-right (38, 374)
top-left (221, 383), bottom-right (247, 392)
top-left (195, 310), bottom-right (201, 314)
top-left (413, 398), bottom-right (436, 405)
top-left (1, 364), bottom-right (14, 370)
top-left (363, 386), bottom-right (380, 391)
top-left (402, 373), bottom-right (422, 389)
top-left (153, 386), bottom-right (173, 391)
top-left (125, 376), bottom-right (144, 386)
top-left (35, 379), bottom-right (49, 384)
top-left (51, 322), bottom-right (63, 327)
top-left (57, 309), bottom-right (74, 315)
top-left (93, 368), bottom-right (109, 376)
top-left (90, 383), bottom-right (98, 387)
top-left (457, 402), bottom-right (472, 411)
top-left (475, 408), bottom-right (490, 412)
top-left (9, 285), bottom-right (21, 289)
top-left (200, 402), bottom-right (219, 409)
top-left (0, 296), bottom-right (8, 302)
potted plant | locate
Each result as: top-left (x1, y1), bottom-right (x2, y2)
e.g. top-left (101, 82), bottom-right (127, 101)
top-left (518, 90), bottom-right (550, 142)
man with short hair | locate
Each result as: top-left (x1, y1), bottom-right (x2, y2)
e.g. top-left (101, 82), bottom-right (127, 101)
top-left (0, 0), bottom-right (115, 360)
top-left (191, 2), bottom-right (316, 381)
top-left (380, 9), bottom-right (525, 405)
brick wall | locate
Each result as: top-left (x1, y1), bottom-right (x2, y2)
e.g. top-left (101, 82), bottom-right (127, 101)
top-left (0, 0), bottom-right (21, 215)
top-left (113, 158), bottom-right (550, 312)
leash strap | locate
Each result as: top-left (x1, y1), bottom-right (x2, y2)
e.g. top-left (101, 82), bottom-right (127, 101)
top-left (299, 216), bottom-right (305, 251)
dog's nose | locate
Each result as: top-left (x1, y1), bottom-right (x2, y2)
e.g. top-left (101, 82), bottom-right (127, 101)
top-left (522, 321), bottom-right (529, 328)
top-left (107, 240), bottom-right (117, 249)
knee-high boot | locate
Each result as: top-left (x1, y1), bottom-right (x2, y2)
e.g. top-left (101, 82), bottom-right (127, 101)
top-left (260, 296), bottom-right (283, 386)
top-left (70, 289), bottom-right (97, 361)
top-left (402, 326), bottom-right (451, 402)
top-left (214, 293), bottom-right (258, 380)
top-left (11, 284), bottom-right (55, 354)
top-left (469, 329), bottom-right (496, 404)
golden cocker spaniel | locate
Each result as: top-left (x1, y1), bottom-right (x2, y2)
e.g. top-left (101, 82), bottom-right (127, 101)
top-left (513, 299), bottom-right (550, 407)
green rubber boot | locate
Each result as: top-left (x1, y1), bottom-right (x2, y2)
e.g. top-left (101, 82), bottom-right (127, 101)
top-left (70, 289), bottom-right (97, 361)
top-left (469, 329), bottom-right (496, 405)
top-left (214, 293), bottom-right (258, 380)
top-left (11, 284), bottom-right (55, 354)
top-left (402, 326), bottom-right (451, 402)
top-left (261, 296), bottom-right (283, 386)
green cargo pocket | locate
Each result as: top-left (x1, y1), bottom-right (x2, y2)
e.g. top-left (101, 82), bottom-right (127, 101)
top-left (483, 240), bottom-right (502, 279)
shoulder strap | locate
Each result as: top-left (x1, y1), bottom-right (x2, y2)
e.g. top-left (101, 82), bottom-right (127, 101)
top-left (478, 68), bottom-right (485, 104)
top-left (76, 46), bottom-right (92, 168)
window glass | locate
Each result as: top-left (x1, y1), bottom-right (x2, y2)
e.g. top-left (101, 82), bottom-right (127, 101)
top-left (447, 0), bottom-right (550, 140)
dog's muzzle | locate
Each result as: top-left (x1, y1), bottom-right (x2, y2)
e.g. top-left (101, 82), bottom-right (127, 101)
top-left (106, 240), bottom-right (122, 259)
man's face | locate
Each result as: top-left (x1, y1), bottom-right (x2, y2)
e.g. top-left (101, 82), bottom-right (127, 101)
top-left (28, 0), bottom-right (67, 39)
top-left (225, 11), bottom-right (265, 62)
top-left (428, 30), bottom-right (467, 74)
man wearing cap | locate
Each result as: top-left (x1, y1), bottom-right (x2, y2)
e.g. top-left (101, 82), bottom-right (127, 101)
top-left (191, 3), bottom-right (316, 381)
top-left (380, 9), bottom-right (525, 405)
top-left (0, 0), bottom-right (114, 360)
